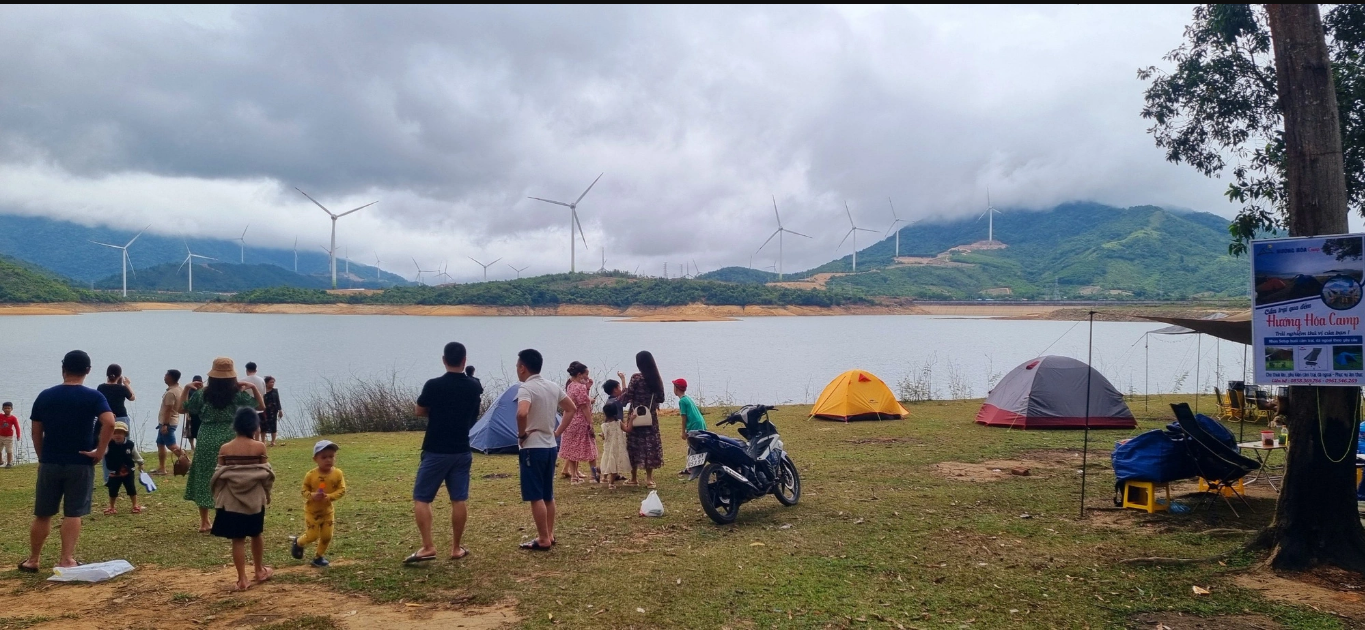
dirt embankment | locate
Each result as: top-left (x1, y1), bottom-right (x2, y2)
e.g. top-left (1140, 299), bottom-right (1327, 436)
top-left (198, 302), bottom-right (934, 321)
top-left (0, 302), bottom-right (198, 316)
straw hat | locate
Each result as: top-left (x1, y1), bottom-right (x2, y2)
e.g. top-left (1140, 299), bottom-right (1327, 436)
top-left (207, 357), bottom-right (237, 379)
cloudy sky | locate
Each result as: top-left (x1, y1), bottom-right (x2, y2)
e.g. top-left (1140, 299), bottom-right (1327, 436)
top-left (0, 5), bottom-right (1283, 282)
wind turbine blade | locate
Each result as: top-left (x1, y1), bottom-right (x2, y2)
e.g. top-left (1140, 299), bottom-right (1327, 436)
top-left (178, 257), bottom-right (189, 273)
top-left (295, 188), bottom-right (337, 218)
top-left (783, 229), bottom-right (812, 239)
top-left (241, 224), bottom-right (249, 239)
top-left (755, 229), bottom-right (780, 253)
top-left (337, 201), bottom-right (377, 218)
top-left (125, 226), bottom-right (148, 248)
top-left (857, 227), bottom-right (878, 233)
top-left (572, 210), bottom-right (588, 250)
top-left (573, 173), bottom-right (603, 206)
top-left (412, 258), bottom-right (421, 271)
top-left (90, 241), bottom-right (122, 249)
top-left (888, 198), bottom-right (898, 220)
top-left (468, 256), bottom-right (484, 267)
top-left (488, 257), bottom-right (502, 266)
top-left (528, 196), bottom-right (572, 208)
top-left (844, 201), bottom-right (854, 226)
top-left (125, 251), bottom-right (137, 277)
top-left (771, 196), bottom-right (782, 228)
top-left (837, 229), bottom-right (853, 250)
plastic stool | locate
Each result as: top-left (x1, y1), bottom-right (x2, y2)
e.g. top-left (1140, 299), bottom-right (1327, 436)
top-left (1198, 477), bottom-right (1245, 497)
top-left (1122, 480), bottom-right (1170, 513)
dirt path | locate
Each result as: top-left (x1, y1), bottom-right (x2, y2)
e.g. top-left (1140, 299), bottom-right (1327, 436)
top-left (0, 565), bottom-right (519, 629)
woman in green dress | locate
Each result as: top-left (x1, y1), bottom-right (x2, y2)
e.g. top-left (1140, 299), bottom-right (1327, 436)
top-left (181, 357), bottom-right (264, 532)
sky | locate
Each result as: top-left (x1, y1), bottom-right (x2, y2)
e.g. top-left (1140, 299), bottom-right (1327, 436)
top-left (0, 5), bottom-right (1307, 282)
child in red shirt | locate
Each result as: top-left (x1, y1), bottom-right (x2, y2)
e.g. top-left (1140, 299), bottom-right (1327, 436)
top-left (0, 402), bottom-right (19, 468)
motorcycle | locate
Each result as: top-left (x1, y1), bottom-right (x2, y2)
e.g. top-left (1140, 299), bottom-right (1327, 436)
top-left (686, 404), bottom-right (800, 524)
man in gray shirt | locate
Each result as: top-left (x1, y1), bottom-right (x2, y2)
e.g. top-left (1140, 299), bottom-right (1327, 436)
top-left (514, 348), bottom-right (575, 551)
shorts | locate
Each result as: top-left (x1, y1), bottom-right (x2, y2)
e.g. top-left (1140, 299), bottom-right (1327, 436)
top-left (519, 447), bottom-right (558, 503)
top-left (107, 474), bottom-right (136, 498)
top-left (412, 451), bottom-right (473, 503)
top-left (212, 508), bottom-right (265, 539)
top-left (156, 425), bottom-right (178, 447)
top-left (0, 436), bottom-right (13, 457)
top-left (34, 463), bottom-right (95, 518)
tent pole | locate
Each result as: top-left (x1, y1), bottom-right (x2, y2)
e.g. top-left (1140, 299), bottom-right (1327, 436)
top-left (1194, 333), bottom-right (1201, 415)
top-left (1144, 332), bottom-right (1149, 413)
top-left (1080, 311), bottom-right (1095, 519)
top-left (1240, 343), bottom-right (1248, 442)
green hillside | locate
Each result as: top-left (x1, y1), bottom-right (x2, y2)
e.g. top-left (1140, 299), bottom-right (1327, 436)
top-left (95, 262), bottom-right (334, 293)
top-left (0, 255), bottom-right (115, 303)
top-left (702, 203), bottom-right (1249, 299)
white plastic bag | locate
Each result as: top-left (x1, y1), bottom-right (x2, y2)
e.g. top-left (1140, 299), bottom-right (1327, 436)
top-left (48, 560), bottom-right (134, 583)
top-left (138, 471), bottom-right (157, 493)
top-left (639, 490), bottom-right (664, 517)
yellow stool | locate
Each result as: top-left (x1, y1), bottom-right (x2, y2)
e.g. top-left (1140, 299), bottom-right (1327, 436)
top-left (1198, 477), bottom-right (1245, 497)
top-left (1356, 467), bottom-right (1362, 487)
top-left (1122, 480), bottom-right (1170, 513)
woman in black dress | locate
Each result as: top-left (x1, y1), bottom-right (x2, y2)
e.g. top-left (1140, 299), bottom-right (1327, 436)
top-left (621, 351), bottom-right (665, 489)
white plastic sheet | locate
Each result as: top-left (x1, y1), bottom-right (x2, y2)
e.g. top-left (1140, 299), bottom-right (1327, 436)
top-left (48, 560), bottom-right (134, 582)
top-left (639, 490), bottom-right (664, 517)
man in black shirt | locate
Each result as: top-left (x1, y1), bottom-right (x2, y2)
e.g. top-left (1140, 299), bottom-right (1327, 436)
top-left (405, 341), bottom-right (483, 564)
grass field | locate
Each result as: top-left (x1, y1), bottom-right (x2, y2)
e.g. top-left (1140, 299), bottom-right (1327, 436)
top-left (0, 396), bottom-right (1355, 629)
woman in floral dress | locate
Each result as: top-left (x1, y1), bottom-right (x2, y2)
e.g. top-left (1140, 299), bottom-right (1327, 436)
top-left (621, 350), bottom-right (665, 489)
top-left (555, 361), bottom-right (598, 484)
top-left (181, 357), bottom-right (265, 533)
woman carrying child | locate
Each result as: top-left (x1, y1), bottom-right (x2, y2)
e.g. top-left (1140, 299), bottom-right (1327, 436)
top-left (182, 358), bottom-right (265, 533)
top-left (210, 408), bottom-right (275, 591)
top-left (554, 361), bottom-right (599, 484)
top-left (597, 379), bottom-right (631, 489)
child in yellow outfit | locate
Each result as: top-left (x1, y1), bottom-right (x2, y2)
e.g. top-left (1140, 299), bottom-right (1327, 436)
top-left (290, 440), bottom-right (346, 567)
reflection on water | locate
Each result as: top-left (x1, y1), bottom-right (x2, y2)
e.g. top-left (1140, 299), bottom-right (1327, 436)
top-left (0, 311), bottom-right (1244, 461)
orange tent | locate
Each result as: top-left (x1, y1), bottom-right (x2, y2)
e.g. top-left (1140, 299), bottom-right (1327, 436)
top-left (810, 370), bottom-right (908, 421)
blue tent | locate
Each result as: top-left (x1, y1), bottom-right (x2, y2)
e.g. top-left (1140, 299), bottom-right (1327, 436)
top-left (470, 384), bottom-right (522, 454)
top-left (468, 383), bottom-right (563, 454)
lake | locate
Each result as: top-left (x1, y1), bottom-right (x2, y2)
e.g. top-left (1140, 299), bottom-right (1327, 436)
top-left (0, 311), bottom-right (1242, 458)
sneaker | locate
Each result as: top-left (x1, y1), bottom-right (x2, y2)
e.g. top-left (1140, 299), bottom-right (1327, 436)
top-left (311, 556), bottom-right (330, 568)
top-left (290, 536), bottom-right (304, 560)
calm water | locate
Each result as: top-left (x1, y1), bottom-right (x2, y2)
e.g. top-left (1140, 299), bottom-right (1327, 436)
top-left (0, 312), bottom-right (1242, 458)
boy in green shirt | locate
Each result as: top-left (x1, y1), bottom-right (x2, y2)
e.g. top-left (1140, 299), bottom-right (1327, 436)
top-left (672, 378), bottom-right (706, 476)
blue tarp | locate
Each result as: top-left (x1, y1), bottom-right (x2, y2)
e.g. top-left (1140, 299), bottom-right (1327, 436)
top-left (1113, 413), bottom-right (1235, 484)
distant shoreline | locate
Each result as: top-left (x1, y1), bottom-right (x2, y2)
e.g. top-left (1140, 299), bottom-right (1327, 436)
top-left (0, 300), bottom-right (1241, 322)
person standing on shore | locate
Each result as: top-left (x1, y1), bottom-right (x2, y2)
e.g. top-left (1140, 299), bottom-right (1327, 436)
top-left (406, 342), bottom-right (482, 563)
top-left (620, 351), bottom-right (666, 489)
top-left (673, 378), bottom-right (706, 476)
top-left (185, 375), bottom-right (203, 451)
top-left (240, 363), bottom-right (267, 441)
top-left (515, 349), bottom-right (575, 551)
top-left (19, 350), bottom-right (115, 573)
top-left (95, 365), bottom-right (134, 485)
top-left (0, 402), bottom-right (19, 469)
top-left (181, 358), bottom-right (265, 533)
top-left (554, 362), bottom-right (598, 484)
top-left (262, 377), bottom-right (282, 447)
top-left (153, 369), bottom-right (186, 475)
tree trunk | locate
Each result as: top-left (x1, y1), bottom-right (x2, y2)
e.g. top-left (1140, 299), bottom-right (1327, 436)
top-left (1255, 4), bottom-right (1365, 573)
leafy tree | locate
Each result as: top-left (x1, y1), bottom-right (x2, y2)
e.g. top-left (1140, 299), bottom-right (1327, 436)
top-left (1139, 4), bottom-right (1365, 254)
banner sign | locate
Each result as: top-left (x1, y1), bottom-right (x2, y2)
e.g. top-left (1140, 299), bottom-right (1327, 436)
top-left (1253, 234), bottom-right (1365, 385)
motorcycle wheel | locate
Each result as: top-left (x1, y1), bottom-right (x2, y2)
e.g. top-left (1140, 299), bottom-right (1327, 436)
top-left (774, 456), bottom-right (801, 506)
top-left (698, 463), bottom-right (740, 525)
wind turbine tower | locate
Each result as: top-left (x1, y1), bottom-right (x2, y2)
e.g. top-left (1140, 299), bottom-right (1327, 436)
top-left (885, 198), bottom-right (907, 259)
top-left (90, 227), bottom-right (146, 297)
top-left (292, 238), bottom-right (299, 273)
top-left (837, 201), bottom-right (878, 272)
top-left (469, 256), bottom-right (503, 282)
top-left (528, 173), bottom-right (600, 273)
top-left (374, 252), bottom-right (383, 282)
top-left (979, 189), bottom-right (1001, 243)
top-left (296, 188), bottom-right (378, 289)
top-left (755, 196), bottom-right (811, 281)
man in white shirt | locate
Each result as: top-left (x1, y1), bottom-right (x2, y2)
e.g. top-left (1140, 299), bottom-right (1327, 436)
top-left (240, 362), bottom-right (268, 441)
top-left (514, 348), bottom-right (575, 551)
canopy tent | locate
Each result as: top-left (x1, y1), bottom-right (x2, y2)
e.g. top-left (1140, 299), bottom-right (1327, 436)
top-left (469, 383), bottom-right (562, 454)
top-left (976, 355), bottom-right (1136, 429)
top-left (810, 369), bottom-right (908, 421)
top-left (1137, 312), bottom-right (1251, 345)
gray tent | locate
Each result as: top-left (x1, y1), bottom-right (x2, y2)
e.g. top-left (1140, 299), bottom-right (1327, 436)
top-left (975, 355), bottom-right (1136, 430)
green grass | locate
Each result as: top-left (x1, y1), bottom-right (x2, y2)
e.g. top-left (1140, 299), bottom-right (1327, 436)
top-left (0, 396), bottom-right (1343, 628)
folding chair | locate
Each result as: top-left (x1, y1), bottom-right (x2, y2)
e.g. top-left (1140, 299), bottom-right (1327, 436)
top-left (1170, 402), bottom-right (1261, 517)
top-left (1213, 387), bottom-right (1236, 422)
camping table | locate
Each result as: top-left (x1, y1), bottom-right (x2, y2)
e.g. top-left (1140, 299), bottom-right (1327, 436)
top-left (1237, 441), bottom-right (1286, 492)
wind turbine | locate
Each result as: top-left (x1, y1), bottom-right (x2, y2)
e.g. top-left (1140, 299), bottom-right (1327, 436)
top-left (90, 227), bottom-right (146, 297)
top-left (296, 187), bottom-right (378, 289)
top-left (292, 238), bottom-right (299, 273)
top-left (978, 188), bottom-right (1001, 243)
top-left (178, 243), bottom-right (216, 293)
top-left (837, 201), bottom-right (878, 272)
top-left (343, 247), bottom-right (350, 278)
top-left (599, 247), bottom-right (606, 273)
top-left (507, 263), bottom-right (530, 279)
top-left (755, 196), bottom-right (811, 281)
top-left (234, 225), bottom-right (249, 263)
top-left (374, 252), bottom-right (382, 282)
top-left (528, 173), bottom-right (600, 272)
top-left (438, 261), bottom-right (455, 284)
top-left (468, 256), bottom-right (503, 282)
top-left (411, 258), bottom-right (438, 285)
top-left (885, 198), bottom-right (907, 259)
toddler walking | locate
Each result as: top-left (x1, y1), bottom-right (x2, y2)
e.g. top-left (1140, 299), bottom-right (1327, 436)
top-left (103, 421), bottom-right (144, 514)
top-left (291, 440), bottom-right (346, 567)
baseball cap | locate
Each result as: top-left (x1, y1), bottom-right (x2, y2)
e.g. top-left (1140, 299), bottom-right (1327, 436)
top-left (313, 440), bottom-right (339, 456)
top-left (671, 378), bottom-right (688, 390)
top-left (112, 421), bottom-right (129, 434)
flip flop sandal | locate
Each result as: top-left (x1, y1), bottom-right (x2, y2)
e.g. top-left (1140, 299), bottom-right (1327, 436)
top-left (519, 540), bottom-right (552, 552)
top-left (103, 508), bottom-right (117, 516)
top-left (17, 562), bottom-right (38, 573)
top-left (450, 547), bottom-right (471, 560)
top-left (403, 552), bottom-right (437, 565)
top-left (131, 506), bottom-right (145, 514)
